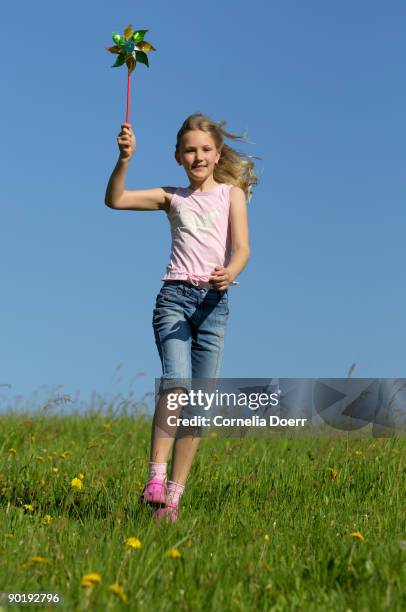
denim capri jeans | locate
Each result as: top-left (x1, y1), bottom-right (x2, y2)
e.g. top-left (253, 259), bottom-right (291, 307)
top-left (152, 280), bottom-right (230, 395)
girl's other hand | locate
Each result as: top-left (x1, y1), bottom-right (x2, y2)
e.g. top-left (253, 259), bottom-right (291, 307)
top-left (209, 266), bottom-right (233, 290)
top-left (117, 123), bottom-right (136, 161)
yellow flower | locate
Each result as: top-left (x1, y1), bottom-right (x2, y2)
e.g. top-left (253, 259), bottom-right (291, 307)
top-left (42, 514), bottom-right (53, 525)
top-left (350, 531), bottom-right (365, 541)
top-left (263, 534), bottom-right (270, 542)
top-left (4, 533), bottom-right (14, 539)
top-left (39, 478), bottom-right (46, 485)
top-left (8, 448), bottom-right (17, 454)
top-left (47, 455), bottom-right (53, 461)
top-left (23, 504), bottom-right (34, 511)
top-left (36, 455), bottom-right (44, 461)
top-left (78, 473), bottom-right (84, 480)
top-left (354, 450), bottom-right (364, 456)
top-left (71, 478), bottom-right (83, 490)
top-left (108, 583), bottom-right (128, 603)
top-left (22, 556), bottom-right (49, 569)
top-left (212, 453), bottom-right (220, 462)
top-left (52, 468), bottom-right (59, 474)
top-left (125, 537), bottom-right (142, 549)
top-left (166, 547), bottom-right (181, 559)
top-left (59, 451), bottom-right (72, 459)
top-left (81, 573), bottom-right (102, 587)
top-left (134, 480), bottom-right (143, 491)
top-left (29, 556), bottom-right (48, 564)
top-left (328, 467), bottom-right (338, 479)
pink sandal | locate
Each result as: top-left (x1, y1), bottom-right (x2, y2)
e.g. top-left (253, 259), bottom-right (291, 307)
top-left (139, 479), bottom-right (167, 506)
top-left (153, 503), bottom-right (179, 523)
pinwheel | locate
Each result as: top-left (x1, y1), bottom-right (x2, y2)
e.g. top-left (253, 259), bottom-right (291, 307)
top-left (106, 24), bottom-right (156, 123)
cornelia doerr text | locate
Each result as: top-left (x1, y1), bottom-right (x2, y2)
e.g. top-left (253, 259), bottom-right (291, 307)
top-left (167, 415), bottom-right (308, 427)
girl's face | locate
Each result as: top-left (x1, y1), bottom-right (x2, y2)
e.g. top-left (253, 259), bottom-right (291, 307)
top-left (176, 130), bottom-right (221, 183)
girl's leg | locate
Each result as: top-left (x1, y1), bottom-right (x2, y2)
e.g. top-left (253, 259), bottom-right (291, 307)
top-left (147, 284), bottom-right (192, 482)
top-left (149, 388), bottom-right (188, 463)
top-left (166, 436), bottom-right (201, 486)
top-left (169, 290), bottom-right (229, 486)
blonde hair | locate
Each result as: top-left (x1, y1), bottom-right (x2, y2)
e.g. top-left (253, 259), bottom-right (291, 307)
top-left (175, 113), bottom-right (259, 203)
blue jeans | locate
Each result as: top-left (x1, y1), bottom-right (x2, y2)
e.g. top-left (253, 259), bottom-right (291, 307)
top-left (152, 281), bottom-right (229, 394)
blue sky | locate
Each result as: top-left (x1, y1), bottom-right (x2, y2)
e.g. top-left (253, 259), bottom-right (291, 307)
top-left (1, 1), bottom-right (405, 413)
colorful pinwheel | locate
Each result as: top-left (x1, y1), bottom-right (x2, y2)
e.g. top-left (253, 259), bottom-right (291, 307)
top-left (106, 24), bottom-right (156, 123)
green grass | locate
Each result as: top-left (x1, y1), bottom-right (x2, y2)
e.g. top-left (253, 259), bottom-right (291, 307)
top-left (0, 410), bottom-right (405, 611)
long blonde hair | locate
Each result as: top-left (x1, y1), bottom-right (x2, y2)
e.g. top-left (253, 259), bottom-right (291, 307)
top-left (175, 113), bottom-right (259, 203)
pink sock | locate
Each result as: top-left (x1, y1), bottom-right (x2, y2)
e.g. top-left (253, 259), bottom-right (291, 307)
top-left (148, 462), bottom-right (167, 482)
top-left (167, 480), bottom-right (185, 506)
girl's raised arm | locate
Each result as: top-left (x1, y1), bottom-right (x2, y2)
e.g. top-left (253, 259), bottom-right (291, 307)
top-left (104, 123), bottom-right (175, 212)
top-left (105, 179), bottom-right (174, 212)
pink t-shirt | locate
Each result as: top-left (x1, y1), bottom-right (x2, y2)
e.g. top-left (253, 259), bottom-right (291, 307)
top-left (161, 183), bottom-right (239, 288)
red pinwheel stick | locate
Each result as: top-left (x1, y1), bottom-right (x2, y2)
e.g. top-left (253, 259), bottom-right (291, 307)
top-left (126, 70), bottom-right (131, 124)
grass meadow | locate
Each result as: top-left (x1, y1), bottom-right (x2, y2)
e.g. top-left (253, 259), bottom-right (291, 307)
top-left (0, 407), bottom-right (405, 611)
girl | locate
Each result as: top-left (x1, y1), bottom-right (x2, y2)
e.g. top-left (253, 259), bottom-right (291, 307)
top-left (105, 113), bottom-right (257, 522)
